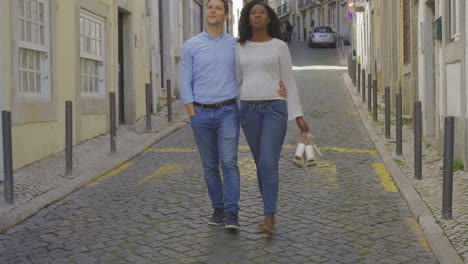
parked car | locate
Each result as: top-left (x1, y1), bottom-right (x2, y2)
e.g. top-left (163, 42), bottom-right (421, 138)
top-left (308, 27), bottom-right (337, 48)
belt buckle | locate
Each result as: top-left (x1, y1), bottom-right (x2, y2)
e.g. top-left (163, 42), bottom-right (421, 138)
top-left (215, 102), bottom-right (223, 108)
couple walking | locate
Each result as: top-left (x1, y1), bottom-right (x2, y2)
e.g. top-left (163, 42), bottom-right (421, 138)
top-left (179, 0), bottom-right (309, 235)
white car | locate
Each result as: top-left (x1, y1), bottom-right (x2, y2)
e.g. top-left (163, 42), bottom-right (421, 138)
top-left (308, 27), bottom-right (337, 48)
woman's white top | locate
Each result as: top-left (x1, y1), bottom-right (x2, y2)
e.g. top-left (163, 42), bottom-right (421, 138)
top-left (235, 38), bottom-right (303, 120)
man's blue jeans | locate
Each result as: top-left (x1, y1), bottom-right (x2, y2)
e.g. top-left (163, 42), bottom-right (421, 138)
top-left (190, 103), bottom-right (240, 214)
top-left (240, 100), bottom-right (288, 215)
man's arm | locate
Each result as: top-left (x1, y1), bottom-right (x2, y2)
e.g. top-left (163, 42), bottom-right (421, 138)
top-left (179, 42), bottom-right (195, 117)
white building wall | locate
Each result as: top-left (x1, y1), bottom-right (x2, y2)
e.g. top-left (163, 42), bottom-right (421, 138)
top-left (232, 0), bottom-right (243, 38)
top-left (0, 0), bottom-right (4, 181)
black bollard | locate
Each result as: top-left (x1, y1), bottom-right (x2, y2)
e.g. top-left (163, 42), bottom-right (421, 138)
top-left (145, 84), bottom-right (152, 132)
top-left (396, 94), bottom-right (403, 156)
top-left (368, 74), bottom-right (372, 111)
top-left (385, 87), bottom-right (391, 139)
top-left (362, 69), bottom-right (366, 102)
top-left (442, 116), bottom-right (455, 219)
top-left (2, 111), bottom-right (13, 204)
top-left (167, 80), bottom-right (172, 123)
top-left (357, 63), bottom-right (361, 92)
top-left (65, 101), bottom-right (73, 176)
top-left (110, 92), bottom-right (116, 154)
top-left (373, 80), bottom-right (378, 122)
top-left (414, 101), bottom-right (422, 180)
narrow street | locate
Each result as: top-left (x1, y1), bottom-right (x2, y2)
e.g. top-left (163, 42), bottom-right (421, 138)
top-left (0, 43), bottom-right (438, 264)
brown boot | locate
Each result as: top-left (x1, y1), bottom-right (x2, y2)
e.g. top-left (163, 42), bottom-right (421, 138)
top-left (260, 214), bottom-right (275, 235)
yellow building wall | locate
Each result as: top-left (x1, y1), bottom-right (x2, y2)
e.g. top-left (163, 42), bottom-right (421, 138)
top-left (6, 0), bottom-right (151, 170)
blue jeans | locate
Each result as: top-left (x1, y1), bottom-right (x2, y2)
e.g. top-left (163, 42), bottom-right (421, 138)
top-left (190, 103), bottom-right (240, 214)
top-left (240, 100), bottom-right (288, 215)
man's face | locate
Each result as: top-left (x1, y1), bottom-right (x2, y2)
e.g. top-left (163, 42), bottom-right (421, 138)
top-left (205, 0), bottom-right (228, 27)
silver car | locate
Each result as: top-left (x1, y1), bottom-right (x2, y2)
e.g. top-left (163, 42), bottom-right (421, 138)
top-left (308, 27), bottom-right (337, 48)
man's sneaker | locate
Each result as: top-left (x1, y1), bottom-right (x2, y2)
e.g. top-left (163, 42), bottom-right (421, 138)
top-left (225, 213), bottom-right (240, 230)
top-left (208, 208), bottom-right (225, 226)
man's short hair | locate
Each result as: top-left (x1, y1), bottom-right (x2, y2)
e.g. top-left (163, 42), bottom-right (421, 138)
top-left (206, 0), bottom-right (229, 14)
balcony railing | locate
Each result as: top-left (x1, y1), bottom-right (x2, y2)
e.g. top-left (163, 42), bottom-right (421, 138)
top-left (354, 0), bottom-right (367, 12)
top-left (298, 0), bottom-right (317, 10)
top-left (277, 3), bottom-right (289, 16)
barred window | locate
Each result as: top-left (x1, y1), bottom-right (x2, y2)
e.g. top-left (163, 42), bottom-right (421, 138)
top-left (80, 11), bottom-right (105, 98)
top-left (17, 0), bottom-right (50, 99)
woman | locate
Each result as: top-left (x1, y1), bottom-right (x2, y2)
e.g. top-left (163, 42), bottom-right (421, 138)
top-left (236, 1), bottom-right (310, 234)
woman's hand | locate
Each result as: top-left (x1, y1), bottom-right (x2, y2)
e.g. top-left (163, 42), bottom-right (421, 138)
top-left (296, 116), bottom-right (310, 137)
top-left (278, 81), bottom-right (287, 98)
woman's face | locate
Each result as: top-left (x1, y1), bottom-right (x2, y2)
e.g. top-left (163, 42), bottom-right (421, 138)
top-left (249, 4), bottom-right (270, 30)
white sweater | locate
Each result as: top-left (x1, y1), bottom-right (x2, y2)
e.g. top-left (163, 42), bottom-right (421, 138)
top-left (235, 38), bottom-right (303, 120)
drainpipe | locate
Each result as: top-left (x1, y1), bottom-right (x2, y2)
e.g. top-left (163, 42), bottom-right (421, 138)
top-left (147, 0), bottom-right (160, 113)
top-left (0, 1), bottom-right (4, 181)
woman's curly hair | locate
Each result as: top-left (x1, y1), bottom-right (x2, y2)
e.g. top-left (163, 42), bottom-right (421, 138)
top-left (237, 1), bottom-right (283, 45)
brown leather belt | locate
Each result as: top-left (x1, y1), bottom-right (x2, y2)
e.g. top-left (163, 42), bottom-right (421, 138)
top-left (193, 98), bottom-right (237, 109)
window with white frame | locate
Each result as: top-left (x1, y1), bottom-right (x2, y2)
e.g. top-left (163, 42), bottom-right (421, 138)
top-left (80, 10), bottom-right (105, 98)
top-left (450, 0), bottom-right (460, 39)
top-left (17, 0), bottom-right (50, 100)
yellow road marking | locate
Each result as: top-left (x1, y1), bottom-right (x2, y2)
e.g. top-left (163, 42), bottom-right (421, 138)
top-left (87, 162), bottom-right (135, 187)
top-left (345, 109), bottom-right (358, 115)
top-left (306, 161), bottom-right (339, 190)
top-left (238, 158), bottom-right (257, 181)
top-left (134, 163), bottom-right (192, 187)
top-left (406, 218), bottom-right (432, 253)
top-left (372, 163), bottom-right (399, 192)
top-left (147, 146), bottom-right (377, 155)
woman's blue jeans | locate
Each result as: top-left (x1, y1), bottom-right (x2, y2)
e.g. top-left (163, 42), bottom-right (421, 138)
top-left (190, 103), bottom-right (240, 214)
top-left (240, 100), bottom-right (288, 215)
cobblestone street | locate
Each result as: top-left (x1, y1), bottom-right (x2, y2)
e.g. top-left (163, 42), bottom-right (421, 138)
top-left (0, 43), bottom-right (438, 263)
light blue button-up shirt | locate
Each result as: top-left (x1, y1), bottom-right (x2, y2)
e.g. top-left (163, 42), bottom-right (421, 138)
top-left (179, 31), bottom-right (239, 105)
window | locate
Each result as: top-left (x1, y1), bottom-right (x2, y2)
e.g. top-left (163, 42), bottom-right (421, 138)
top-left (80, 10), bottom-right (106, 98)
top-left (449, 0), bottom-right (460, 39)
top-left (17, 0), bottom-right (50, 100)
top-left (403, 0), bottom-right (411, 65)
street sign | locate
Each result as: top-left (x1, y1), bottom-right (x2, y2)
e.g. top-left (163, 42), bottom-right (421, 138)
top-left (347, 11), bottom-right (354, 21)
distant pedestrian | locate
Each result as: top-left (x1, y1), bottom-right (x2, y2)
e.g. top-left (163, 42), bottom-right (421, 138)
top-left (236, 0), bottom-right (310, 235)
top-left (285, 22), bottom-right (293, 44)
top-left (179, 0), bottom-right (286, 231)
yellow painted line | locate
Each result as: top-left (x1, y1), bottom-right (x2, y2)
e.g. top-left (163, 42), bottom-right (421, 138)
top-left (372, 163), bottom-right (399, 192)
top-left (406, 218), bottom-right (432, 253)
top-left (306, 161), bottom-right (339, 190)
top-left (146, 146), bottom-right (377, 155)
top-left (345, 109), bottom-right (358, 115)
top-left (238, 158), bottom-right (257, 181)
top-left (134, 163), bottom-right (193, 187)
top-left (87, 162), bottom-right (135, 187)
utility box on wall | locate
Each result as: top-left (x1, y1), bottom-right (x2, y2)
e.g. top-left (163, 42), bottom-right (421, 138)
top-left (434, 17), bottom-right (442, 41)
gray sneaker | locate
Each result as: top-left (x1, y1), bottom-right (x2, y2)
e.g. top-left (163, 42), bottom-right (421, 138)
top-left (225, 213), bottom-right (240, 230)
top-left (208, 208), bottom-right (225, 226)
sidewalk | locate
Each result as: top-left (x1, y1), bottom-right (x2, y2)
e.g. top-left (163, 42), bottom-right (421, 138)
top-left (0, 101), bottom-right (189, 232)
top-left (342, 73), bottom-right (467, 264)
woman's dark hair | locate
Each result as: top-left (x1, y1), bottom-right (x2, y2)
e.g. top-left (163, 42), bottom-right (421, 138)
top-left (237, 1), bottom-right (282, 45)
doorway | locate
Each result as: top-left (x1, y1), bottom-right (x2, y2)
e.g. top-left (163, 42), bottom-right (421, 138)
top-left (118, 11), bottom-right (126, 124)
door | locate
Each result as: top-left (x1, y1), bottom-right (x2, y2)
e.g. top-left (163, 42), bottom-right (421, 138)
top-left (118, 12), bottom-right (125, 124)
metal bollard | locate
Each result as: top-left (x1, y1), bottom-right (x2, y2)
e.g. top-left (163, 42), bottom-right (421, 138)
top-left (373, 80), bottom-right (378, 122)
top-left (368, 74), bottom-right (372, 111)
top-left (396, 94), bottom-right (403, 156)
top-left (145, 84), bottom-right (152, 132)
top-left (110, 92), bottom-right (116, 154)
top-left (2, 111), bottom-right (13, 204)
top-left (65, 101), bottom-right (73, 175)
top-left (414, 101), bottom-right (422, 180)
top-left (442, 116), bottom-right (455, 219)
top-left (357, 63), bottom-right (361, 92)
top-left (385, 87), bottom-right (391, 139)
top-left (167, 80), bottom-right (172, 123)
top-left (362, 69), bottom-right (366, 102)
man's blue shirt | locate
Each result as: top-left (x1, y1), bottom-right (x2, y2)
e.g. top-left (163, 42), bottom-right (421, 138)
top-left (179, 31), bottom-right (238, 105)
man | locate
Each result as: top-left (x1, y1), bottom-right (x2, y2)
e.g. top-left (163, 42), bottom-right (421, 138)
top-left (285, 22), bottom-right (293, 44)
top-left (179, 0), bottom-right (241, 230)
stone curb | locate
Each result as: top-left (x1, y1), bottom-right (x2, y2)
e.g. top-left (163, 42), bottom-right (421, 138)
top-left (0, 121), bottom-right (188, 232)
top-left (342, 73), bottom-right (464, 264)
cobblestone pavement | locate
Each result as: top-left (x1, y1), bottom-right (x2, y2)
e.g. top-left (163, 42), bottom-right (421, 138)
top-left (0, 43), bottom-right (438, 263)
